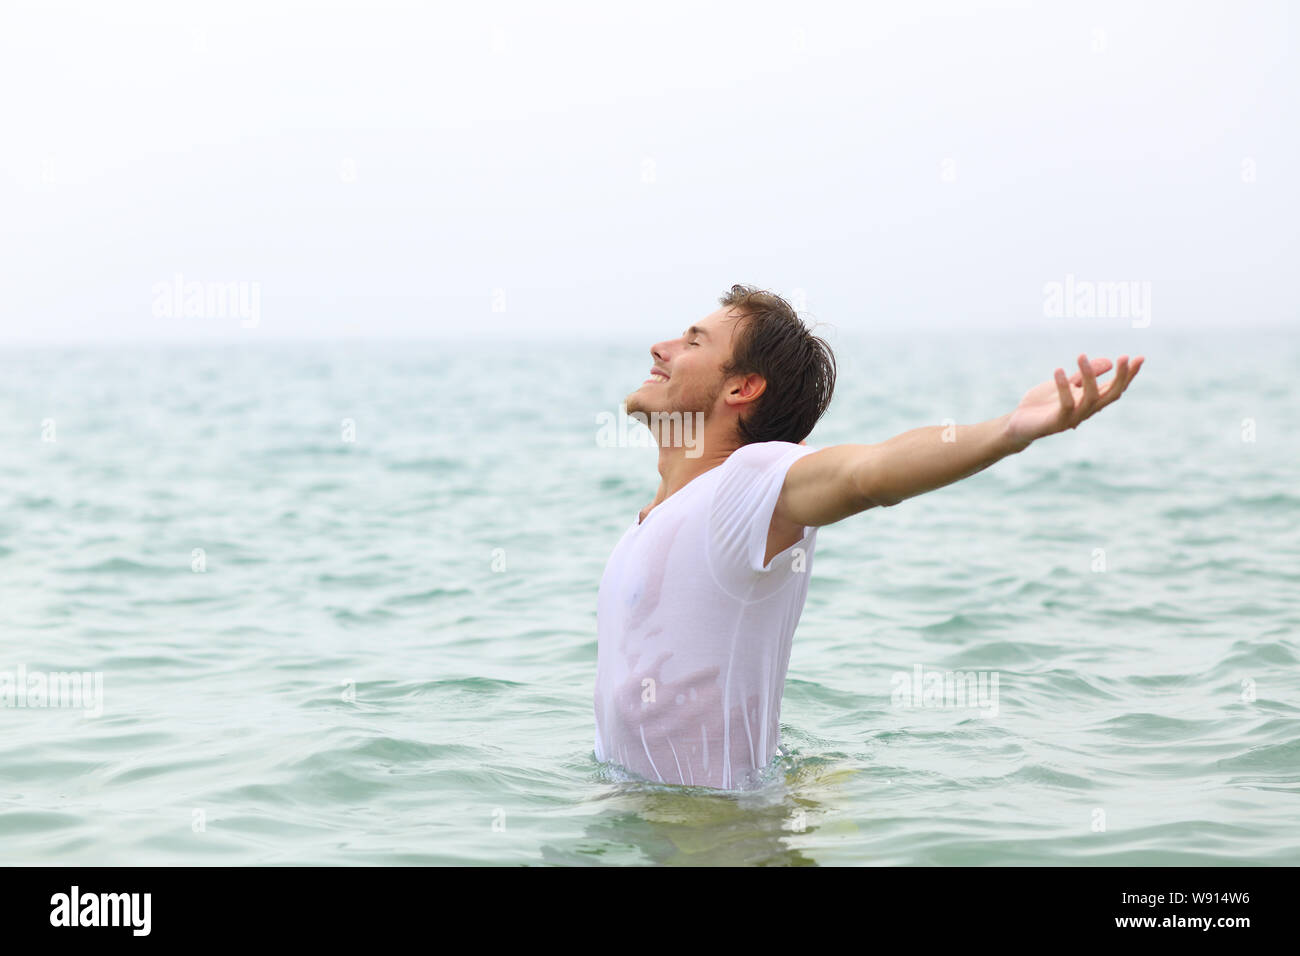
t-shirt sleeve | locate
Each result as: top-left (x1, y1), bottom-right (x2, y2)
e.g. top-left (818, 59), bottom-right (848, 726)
top-left (707, 441), bottom-right (820, 580)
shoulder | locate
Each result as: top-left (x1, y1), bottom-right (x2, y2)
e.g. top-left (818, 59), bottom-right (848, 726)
top-left (723, 440), bottom-right (819, 474)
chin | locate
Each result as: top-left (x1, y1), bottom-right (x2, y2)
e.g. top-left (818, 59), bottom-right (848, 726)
top-left (626, 383), bottom-right (676, 417)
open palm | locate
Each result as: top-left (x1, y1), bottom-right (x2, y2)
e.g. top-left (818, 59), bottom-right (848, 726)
top-left (1006, 353), bottom-right (1145, 447)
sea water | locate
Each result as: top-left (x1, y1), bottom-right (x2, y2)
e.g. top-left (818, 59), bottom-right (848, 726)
top-left (1, 325), bottom-right (1296, 865)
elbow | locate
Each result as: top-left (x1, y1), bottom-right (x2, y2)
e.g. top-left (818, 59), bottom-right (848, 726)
top-left (852, 457), bottom-right (900, 509)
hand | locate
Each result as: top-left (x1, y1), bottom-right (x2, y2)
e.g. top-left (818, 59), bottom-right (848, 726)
top-left (1005, 353), bottom-right (1144, 448)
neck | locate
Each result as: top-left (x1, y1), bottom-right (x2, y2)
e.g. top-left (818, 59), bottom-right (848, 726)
top-left (639, 419), bottom-right (739, 521)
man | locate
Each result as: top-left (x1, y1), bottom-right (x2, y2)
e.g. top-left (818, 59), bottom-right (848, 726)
top-left (593, 284), bottom-right (1144, 790)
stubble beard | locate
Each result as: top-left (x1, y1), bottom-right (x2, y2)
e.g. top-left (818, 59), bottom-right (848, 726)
top-left (625, 370), bottom-right (724, 433)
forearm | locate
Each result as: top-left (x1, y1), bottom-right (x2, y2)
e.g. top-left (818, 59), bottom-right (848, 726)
top-left (779, 354), bottom-right (1143, 528)
top-left (854, 412), bottom-right (1028, 507)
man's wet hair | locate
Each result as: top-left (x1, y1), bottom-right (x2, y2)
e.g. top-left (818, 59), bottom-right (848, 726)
top-left (717, 284), bottom-right (836, 445)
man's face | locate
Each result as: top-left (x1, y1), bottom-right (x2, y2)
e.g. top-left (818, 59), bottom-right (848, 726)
top-left (624, 306), bottom-right (744, 418)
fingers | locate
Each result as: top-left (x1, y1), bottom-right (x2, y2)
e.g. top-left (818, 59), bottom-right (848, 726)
top-left (1044, 353), bottom-right (1146, 436)
top-left (1054, 367), bottom-right (1075, 421)
top-left (1068, 356), bottom-right (1112, 386)
top-left (1066, 353), bottom-right (1146, 422)
top-left (1099, 356), bottom-right (1129, 405)
top-left (1100, 354), bottom-right (1145, 404)
top-left (1077, 353), bottom-right (1100, 404)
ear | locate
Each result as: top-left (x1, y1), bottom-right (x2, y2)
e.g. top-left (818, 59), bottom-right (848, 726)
top-left (725, 372), bottom-right (766, 407)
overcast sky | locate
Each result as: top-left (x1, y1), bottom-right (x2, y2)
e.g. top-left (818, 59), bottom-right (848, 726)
top-left (1, 0), bottom-right (1295, 343)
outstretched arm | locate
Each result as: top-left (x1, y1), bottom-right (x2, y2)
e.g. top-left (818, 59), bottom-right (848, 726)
top-left (774, 353), bottom-right (1145, 528)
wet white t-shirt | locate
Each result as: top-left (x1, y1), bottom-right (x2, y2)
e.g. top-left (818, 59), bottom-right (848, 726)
top-left (593, 440), bottom-right (820, 790)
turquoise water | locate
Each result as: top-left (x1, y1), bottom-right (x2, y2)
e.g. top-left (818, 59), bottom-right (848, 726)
top-left (2, 327), bottom-right (1297, 865)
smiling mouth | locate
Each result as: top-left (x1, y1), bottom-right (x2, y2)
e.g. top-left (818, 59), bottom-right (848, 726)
top-left (644, 371), bottom-right (669, 384)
